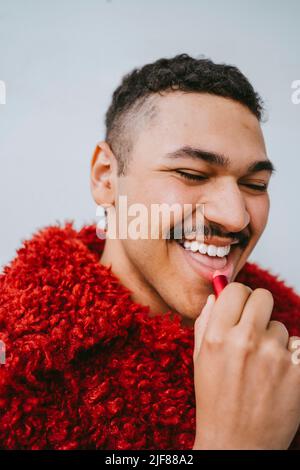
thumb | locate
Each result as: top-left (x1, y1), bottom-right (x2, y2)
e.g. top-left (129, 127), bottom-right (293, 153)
top-left (193, 294), bottom-right (215, 362)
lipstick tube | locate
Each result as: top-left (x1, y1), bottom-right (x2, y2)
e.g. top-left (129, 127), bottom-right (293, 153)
top-left (212, 274), bottom-right (228, 297)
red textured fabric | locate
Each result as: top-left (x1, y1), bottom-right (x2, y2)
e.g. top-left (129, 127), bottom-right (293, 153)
top-left (0, 222), bottom-right (299, 450)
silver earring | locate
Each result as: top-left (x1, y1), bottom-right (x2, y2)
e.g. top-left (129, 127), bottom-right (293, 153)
top-left (97, 205), bottom-right (108, 232)
top-left (103, 208), bottom-right (108, 232)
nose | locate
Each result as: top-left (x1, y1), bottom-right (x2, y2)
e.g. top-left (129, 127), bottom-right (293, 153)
top-left (200, 178), bottom-right (250, 233)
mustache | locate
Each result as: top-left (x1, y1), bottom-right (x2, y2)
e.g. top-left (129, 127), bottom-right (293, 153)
top-left (169, 222), bottom-right (250, 248)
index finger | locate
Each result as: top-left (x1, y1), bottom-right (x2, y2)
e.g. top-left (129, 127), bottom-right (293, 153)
top-left (206, 282), bottom-right (253, 334)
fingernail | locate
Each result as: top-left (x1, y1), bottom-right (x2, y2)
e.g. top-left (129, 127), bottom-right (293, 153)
top-left (206, 294), bottom-right (215, 305)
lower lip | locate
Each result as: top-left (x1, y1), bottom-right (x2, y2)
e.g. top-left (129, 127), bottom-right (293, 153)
top-left (174, 241), bottom-right (237, 282)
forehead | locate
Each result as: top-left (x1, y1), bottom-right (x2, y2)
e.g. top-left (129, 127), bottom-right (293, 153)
top-left (133, 92), bottom-right (267, 166)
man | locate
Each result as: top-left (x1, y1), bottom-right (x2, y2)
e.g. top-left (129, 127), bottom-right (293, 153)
top-left (0, 54), bottom-right (300, 450)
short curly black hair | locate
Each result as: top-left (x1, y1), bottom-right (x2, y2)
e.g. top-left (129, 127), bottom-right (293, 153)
top-left (104, 53), bottom-right (264, 176)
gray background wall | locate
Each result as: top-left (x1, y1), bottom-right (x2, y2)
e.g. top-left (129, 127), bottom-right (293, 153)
top-left (0, 0), bottom-right (299, 292)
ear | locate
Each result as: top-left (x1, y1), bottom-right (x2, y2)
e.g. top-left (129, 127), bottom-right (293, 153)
top-left (90, 141), bottom-right (117, 206)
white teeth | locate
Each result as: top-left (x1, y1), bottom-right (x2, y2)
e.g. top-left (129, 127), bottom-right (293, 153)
top-left (180, 240), bottom-right (232, 258)
top-left (216, 246), bottom-right (227, 257)
top-left (183, 240), bottom-right (191, 249)
top-left (198, 243), bottom-right (207, 255)
top-left (190, 241), bottom-right (198, 252)
top-left (207, 245), bottom-right (217, 256)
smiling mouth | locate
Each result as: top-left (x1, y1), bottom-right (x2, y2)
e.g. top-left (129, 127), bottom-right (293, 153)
top-left (172, 236), bottom-right (242, 282)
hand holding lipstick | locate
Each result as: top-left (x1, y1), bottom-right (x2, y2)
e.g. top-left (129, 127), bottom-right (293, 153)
top-left (193, 282), bottom-right (300, 450)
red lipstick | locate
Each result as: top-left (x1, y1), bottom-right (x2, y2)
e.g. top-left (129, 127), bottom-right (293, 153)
top-left (212, 271), bottom-right (229, 297)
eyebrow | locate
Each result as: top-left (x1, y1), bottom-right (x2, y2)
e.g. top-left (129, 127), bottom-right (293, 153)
top-left (165, 145), bottom-right (276, 174)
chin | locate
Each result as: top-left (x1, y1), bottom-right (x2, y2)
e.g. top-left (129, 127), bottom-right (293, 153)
top-left (164, 294), bottom-right (209, 324)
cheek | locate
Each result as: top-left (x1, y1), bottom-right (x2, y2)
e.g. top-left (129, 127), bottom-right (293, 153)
top-left (248, 195), bottom-right (270, 236)
top-left (118, 176), bottom-right (196, 235)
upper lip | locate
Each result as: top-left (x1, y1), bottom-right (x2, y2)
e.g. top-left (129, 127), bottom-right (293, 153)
top-left (203, 237), bottom-right (240, 247)
top-left (182, 236), bottom-right (240, 247)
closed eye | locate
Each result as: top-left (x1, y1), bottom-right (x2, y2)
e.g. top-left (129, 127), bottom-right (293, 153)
top-left (175, 170), bottom-right (268, 192)
top-left (241, 183), bottom-right (268, 192)
top-left (175, 170), bottom-right (207, 181)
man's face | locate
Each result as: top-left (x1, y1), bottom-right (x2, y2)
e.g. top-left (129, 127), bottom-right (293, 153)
top-left (104, 92), bottom-right (272, 323)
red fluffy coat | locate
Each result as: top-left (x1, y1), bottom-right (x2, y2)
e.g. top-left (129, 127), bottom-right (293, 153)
top-left (0, 223), bottom-right (299, 449)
